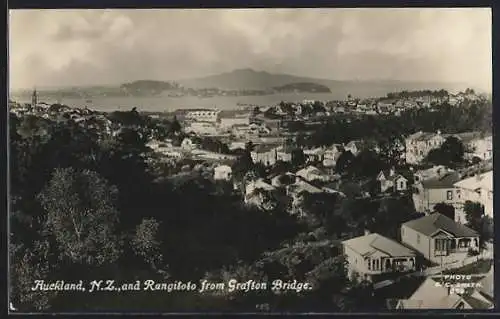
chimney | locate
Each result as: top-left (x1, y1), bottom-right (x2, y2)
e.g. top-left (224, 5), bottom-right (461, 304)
top-left (476, 173), bottom-right (482, 182)
top-left (364, 229), bottom-right (371, 236)
top-left (389, 167), bottom-right (396, 177)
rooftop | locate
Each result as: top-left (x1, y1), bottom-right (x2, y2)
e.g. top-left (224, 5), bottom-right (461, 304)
top-left (342, 233), bottom-right (416, 257)
top-left (454, 170), bottom-right (493, 192)
top-left (478, 267), bottom-right (493, 299)
top-left (403, 213), bottom-right (478, 238)
top-left (406, 131), bottom-right (442, 142)
top-left (421, 171), bottom-right (461, 189)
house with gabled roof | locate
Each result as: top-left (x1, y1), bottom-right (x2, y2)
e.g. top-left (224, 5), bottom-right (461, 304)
top-left (412, 171), bottom-right (462, 214)
top-left (401, 213), bottom-right (479, 265)
top-left (376, 168), bottom-right (408, 193)
top-left (342, 232), bottom-right (417, 282)
top-left (396, 276), bottom-right (493, 309)
top-left (295, 165), bottom-right (331, 182)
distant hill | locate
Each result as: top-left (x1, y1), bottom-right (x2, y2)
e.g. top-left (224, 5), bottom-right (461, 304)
top-left (273, 82), bottom-right (331, 93)
top-left (11, 68), bottom-right (475, 100)
top-left (177, 68), bottom-right (471, 95)
top-left (120, 80), bottom-right (180, 95)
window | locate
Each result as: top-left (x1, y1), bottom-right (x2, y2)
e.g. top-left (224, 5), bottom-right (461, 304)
top-left (456, 189), bottom-right (461, 199)
top-left (436, 238), bottom-right (448, 251)
top-left (447, 190), bottom-right (453, 200)
top-left (399, 181), bottom-right (405, 189)
top-left (367, 259), bottom-right (371, 270)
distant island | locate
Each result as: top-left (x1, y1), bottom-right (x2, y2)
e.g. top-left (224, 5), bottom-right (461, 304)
top-left (11, 68), bottom-right (473, 99)
top-left (272, 82), bottom-right (331, 93)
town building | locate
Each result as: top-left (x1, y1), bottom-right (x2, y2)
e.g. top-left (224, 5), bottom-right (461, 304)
top-left (342, 232), bottom-right (417, 282)
top-left (250, 144), bottom-right (279, 166)
top-left (412, 171), bottom-right (462, 214)
top-left (453, 171), bottom-right (493, 220)
top-left (401, 213), bottom-right (479, 265)
top-left (213, 165), bottom-right (232, 181)
top-left (185, 109), bottom-right (220, 122)
top-left (396, 277), bottom-right (493, 309)
top-left (405, 131), bottom-right (446, 164)
top-left (376, 168), bottom-right (409, 193)
top-left (275, 145), bottom-right (293, 162)
top-left (303, 147), bottom-right (325, 162)
top-left (322, 144), bottom-right (343, 167)
top-left (295, 166), bottom-right (331, 182)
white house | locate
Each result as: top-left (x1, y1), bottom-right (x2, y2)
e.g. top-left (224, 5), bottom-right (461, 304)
top-left (323, 144), bottom-right (343, 167)
top-left (412, 171), bottom-right (462, 214)
top-left (181, 137), bottom-right (196, 151)
top-left (185, 109), bottom-right (220, 122)
top-left (401, 213), bottom-right (479, 265)
top-left (303, 147), bottom-right (325, 163)
top-left (250, 144), bottom-right (279, 166)
top-left (342, 232), bottom-right (416, 282)
top-left (295, 166), bottom-right (330, 182)
top-left (405, 131), bottom-right (446, 164)
top-left (453, 170), bottom-right (493, 220)
top-left (213, 165), bottom-right (232, 181)
top-left (376, 168), bottom-right (408, 193)
top-left (396, 277), bottom-right (493, 309)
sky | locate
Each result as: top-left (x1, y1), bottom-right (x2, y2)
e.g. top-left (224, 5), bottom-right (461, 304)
top-left (9, 8), bottom-right (492, 91)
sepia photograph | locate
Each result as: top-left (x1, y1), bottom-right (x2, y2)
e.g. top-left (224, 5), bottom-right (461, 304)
top-left (8, 8), bottom-right (493, 313)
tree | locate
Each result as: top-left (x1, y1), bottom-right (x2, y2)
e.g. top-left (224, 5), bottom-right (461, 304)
top-left (291, 149), bottom-right (306, 167)
top-left (434, 202), bottom-right (455, 220)
top-left (335, 151), bottom-right (355, 175)
top-left (464, 201), bottom-right (490, 248)
top-left (426, 136), bottom-right (465, 167)
top-left (36, 168), bottom-right (123, 266)
top-left (351, 150), bottom-right (386, 178)
top-left (169, 116), bottom-right (182, 136)
top-left (131, 218), bottom-right (167, 274)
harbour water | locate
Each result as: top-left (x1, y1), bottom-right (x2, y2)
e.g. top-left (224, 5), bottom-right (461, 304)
top-left (10, 93), bottom-right (339, 112)
top-left (9, 86), bottom-right (400, 112)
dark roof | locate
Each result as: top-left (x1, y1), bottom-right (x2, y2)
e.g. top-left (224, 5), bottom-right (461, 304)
top-left (421, 172), bottom-right (461, 189)
top-left (461, 295), bottom-right (491, 309)
top-left (403, 213), bottom-right (478, 238)
top-left (478, 268), bottom-right (493, 298)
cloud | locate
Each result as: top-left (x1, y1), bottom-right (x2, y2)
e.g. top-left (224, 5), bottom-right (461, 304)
top-left (8, 8), bottom-right (492, 91)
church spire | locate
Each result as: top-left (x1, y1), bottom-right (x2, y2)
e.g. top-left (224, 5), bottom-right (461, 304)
top-left (31, 86), bottom-right (38, 108)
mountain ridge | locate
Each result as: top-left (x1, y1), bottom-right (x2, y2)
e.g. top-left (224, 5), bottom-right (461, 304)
top-left (11, 68), bottom-right (476, 96)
